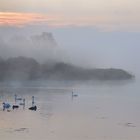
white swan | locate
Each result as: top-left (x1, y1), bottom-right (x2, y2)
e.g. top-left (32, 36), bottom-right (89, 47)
top-left (15, 94), bottom-right (22, 102)
top-left (19, 99), bottom-right (25, 106)
top-left (72, 91), bottom-right (78, 97)
top-left (29, 96), bottom-right (37, 111)
top-left (3, 102), bottom-right (11, 111)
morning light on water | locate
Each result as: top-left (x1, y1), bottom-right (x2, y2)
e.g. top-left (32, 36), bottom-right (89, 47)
top-left (0, 0), bottom-right (140, 140)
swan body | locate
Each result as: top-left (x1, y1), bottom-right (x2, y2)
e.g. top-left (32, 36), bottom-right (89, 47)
top-left (19, 99), bottom-right (25, 105)
top-left (72, 91), bottom-right (78, 97)
top-left (12, 105), bottom-right (19, 109)
top-left (29, 106), bottom-right (37, 111)
top-left (29, 96), bottom-right (37, 111)
top-left (3, 102), bottom-right (11, 110)
top-left (15, 94), bottom-right (22, 101)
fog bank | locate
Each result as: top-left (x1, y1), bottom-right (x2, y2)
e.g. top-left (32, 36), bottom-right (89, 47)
top-left (0, 26), bottom-right (138, 77)
top-left (0, 32), bottom-right (66, 63)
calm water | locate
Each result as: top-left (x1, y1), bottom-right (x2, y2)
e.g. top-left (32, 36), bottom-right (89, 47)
top-left (0, 80), bottom-right (140, 140)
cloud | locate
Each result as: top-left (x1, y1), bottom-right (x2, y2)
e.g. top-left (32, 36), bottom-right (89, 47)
top-left (0, 0), bottom-right (140, 31)
top-left (0, 11), bottom-right (140, 32)
top-left (0, 12), bottom-right (59, 27)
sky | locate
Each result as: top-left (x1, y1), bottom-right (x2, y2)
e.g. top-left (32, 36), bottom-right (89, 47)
top-left (0, 0), bottom-right (140, 30)
top-left (0, 0), bottom-right (140, 75)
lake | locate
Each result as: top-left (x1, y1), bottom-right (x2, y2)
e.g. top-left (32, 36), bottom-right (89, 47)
top-left (0, 79), bottom-right (140, 140)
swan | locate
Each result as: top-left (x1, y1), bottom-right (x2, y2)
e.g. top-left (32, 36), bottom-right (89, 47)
top-left (72, 91), bottom-right (78, 97)
top-left (15, 94), bottom-right (22, 102)
top-left (29, 106), bottom-right (37, 111)
top-left (28, 96), bottom-right (37, 111)
top-left (3, 102), bottom-right (11, 111)
top-left (12, 105), bottom-right (19, 109)
top-left (19, 99), bottom-right (25, 106)
top-left (12, 94), bottom-right (22, 110)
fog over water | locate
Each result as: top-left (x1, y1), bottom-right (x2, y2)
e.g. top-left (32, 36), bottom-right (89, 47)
top-left (1, 0), bottom-right (140, 139)
top-left (0, 25), bottom-right (140, 140)
top-left (0, 79), bottom-right (139, 140)
top-left (0, 26), bottom-right (139, 78)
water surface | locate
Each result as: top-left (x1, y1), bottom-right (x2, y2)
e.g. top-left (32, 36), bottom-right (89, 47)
top-left (0, 80), bottom-right (140, 140)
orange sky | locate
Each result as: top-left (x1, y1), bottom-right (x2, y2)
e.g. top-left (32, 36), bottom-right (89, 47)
top-left (0, 0), bottom-right (140, 31)
top-left (0, 12), bottom-right (59, 27)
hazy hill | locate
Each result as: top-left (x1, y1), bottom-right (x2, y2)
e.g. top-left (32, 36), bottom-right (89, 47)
top-left (0, 56), bottom-right (133, 81)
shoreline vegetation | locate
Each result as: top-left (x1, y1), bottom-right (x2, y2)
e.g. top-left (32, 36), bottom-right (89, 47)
top-left (0, 56), bottom-right (134, 81)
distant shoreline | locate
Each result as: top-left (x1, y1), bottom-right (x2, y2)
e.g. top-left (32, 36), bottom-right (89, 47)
top-left (0, 56), bottom-right (134, 81)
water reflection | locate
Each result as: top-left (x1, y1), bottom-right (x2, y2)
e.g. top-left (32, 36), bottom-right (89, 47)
top-left (0, 80), bottom-right (140, 140)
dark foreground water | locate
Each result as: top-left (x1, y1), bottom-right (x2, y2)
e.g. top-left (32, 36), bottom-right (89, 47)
top-left (0, 80), bottom-right (140, 140)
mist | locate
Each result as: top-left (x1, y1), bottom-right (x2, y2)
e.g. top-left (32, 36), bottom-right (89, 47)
top-left (0, 26), bottom-right (139, 77)
top-left (0, 31), bottom-right (67, 64)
